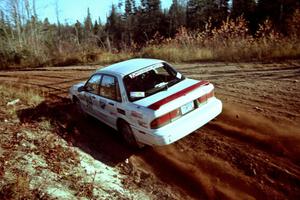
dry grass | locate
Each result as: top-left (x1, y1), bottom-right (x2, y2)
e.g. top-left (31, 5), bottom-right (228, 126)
top-left (93, 51), bottom-right (136, 64)
top-left (143, 12), bottom-right (300, 62)
top-left (50, 50), bottom-right (136, 66)
top-left (0, 83), bottom-right (44, 107)
top-left (141, 45), bottom-right (213, 62)
top-left (0, 82), bottom-right (44, 119)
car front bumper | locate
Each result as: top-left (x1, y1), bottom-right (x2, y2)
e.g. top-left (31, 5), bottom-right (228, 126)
top-left (132, 97), bottom-right (222, 146)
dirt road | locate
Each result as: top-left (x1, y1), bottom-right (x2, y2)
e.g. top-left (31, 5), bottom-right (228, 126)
top-left (1, 61), bottom-right (300, 199)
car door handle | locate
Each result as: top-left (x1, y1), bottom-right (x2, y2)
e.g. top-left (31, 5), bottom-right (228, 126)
top-left (108, 102), bottom-right (114, 106)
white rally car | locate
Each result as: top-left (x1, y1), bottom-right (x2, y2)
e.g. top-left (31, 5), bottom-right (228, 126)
top-left (69, 58), bottom-right (222, 147)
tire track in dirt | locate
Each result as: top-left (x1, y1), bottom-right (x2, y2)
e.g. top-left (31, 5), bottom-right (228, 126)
top-left (136, 103), bottom-right (300, 199)
top-left (138, 146), bottom-right (273, 200)
top-left (211, 104), bottom-right (300, 165)
top-left (1, 62), bottom-right (300, 199)
top-left (0, 70), bottom-right (89, 97)
top-left (217, 90), bottom-right (300, 119)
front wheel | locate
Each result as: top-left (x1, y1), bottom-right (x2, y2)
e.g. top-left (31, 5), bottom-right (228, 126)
top-left (73, 97), bottom-right (87, 118)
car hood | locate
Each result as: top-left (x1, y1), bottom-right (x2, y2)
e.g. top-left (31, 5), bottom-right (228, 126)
top-left (133, 78), bottom-right (213, 111)
top-left (72, 81), bottom-right (85, 90)
top-left (70, 81), bottom-right (85, 94)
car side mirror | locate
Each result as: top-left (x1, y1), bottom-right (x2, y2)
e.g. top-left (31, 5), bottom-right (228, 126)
top-left (78, 86), bottom-right (85, 92)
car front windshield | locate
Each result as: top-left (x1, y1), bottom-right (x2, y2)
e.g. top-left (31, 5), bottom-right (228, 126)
top-left (123, 62), bottom-right (184, 102)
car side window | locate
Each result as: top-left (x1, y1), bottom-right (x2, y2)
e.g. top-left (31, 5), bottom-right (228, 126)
top-left (100, 75), bottom-right (121, 102)
top-left (85, 74), bottom-right (101, 95)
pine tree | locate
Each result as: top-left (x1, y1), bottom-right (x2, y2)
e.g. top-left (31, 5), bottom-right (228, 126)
top-left (0, 10), bottom-right (6, 38)
top-left (84, 8), bottom-right (93, 33)
top-left (93, 20), bottom-right (99, 35)
top-left (0, 10), bottom-right (5, 26)
top-left (232, 0), bottom-right (256, 18)
top-left (75, 20), bottom-right (83, 44)
top-left (187, 0), bottom-right (229, 30)
top-left (257, 0), bottom-right (300, 32)
top-left (136, 0), bottom-right (163, 42)
top-left (124, 0), bottom-right (135, 45)
top-left (231, 0), bottom-right (256, 32)
top-left (132, 0), bottom-right (138, 13)
top-left (168, 0), bottom-right (186, 36)
top-left (125, 0), bottom-right (133, 17)
top-left (140, 0), bottom-right (161, 13)
top-left (106, 4), bottom-right (124, 49)
top-left (43, 18), bottom-right (50, 27)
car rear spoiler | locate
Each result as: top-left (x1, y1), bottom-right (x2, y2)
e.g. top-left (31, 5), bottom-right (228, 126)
top-left (148, 80), bottom-right (210, 110)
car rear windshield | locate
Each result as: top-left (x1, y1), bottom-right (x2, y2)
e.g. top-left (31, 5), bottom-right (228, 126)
top-left (123, 62), bottom-right (184, 102)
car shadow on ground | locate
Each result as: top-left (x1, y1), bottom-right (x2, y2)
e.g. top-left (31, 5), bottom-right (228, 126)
top-left (16, 97), bottom-right (135, 167)
top-left (17, 97), bottom-right (225, 199)
top-left (16, 97), bottom-right (214, 199)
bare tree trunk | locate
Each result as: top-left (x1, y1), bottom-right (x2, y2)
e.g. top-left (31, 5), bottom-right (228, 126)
top-left (106, 36), bottom-right (112, 52)
top-left (11, 0), bottom-right (23, 48)
top-left (55, 0), bottom-right (61, 36)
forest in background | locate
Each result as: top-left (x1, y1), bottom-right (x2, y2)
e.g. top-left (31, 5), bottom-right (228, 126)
top-left (0, 0), bottom-right (300, 69)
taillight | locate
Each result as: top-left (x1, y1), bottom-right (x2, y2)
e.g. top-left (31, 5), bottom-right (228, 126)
top-left (197, 90), bottom-right (214, 104)
top-left (207, 90), bottom-right (214, 98)
top-left (198, 95), bottom-right (207, 104)
top-left (150, 109), bottom-right (181, 129)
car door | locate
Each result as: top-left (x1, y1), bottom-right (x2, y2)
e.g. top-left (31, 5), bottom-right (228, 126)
top-left (95, 74), bottom-right (122, 128)
top-left (81, 74), bottom-right (102, 116)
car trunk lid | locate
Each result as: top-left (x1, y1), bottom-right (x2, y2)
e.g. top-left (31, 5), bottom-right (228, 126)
top-left (134, 79), bottom-right (212, 112)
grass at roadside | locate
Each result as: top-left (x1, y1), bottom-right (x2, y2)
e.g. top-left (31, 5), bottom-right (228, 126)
top-left (141, 45), bottom-right (214, 62)
top-left (141, 17), bottom-right (300, 63)
top-left (51, 50), bottom-right (136, 67)
top-left (0, 83), bottom-right (44, 106)
top-left (0, 83), bottom-right (44, 119)
top-left (141, 42), bottom-right (299, 63)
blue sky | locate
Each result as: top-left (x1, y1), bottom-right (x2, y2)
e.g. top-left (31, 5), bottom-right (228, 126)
top-left (35, 0), bottom-right (173, 24)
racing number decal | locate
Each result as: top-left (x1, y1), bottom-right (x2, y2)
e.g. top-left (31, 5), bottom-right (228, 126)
top-left (131, 111), bottom-right (143, 119)
top-left (99, 99), bottom-right (106, 109)
top-left (86, 96), bottom-right (93, 110)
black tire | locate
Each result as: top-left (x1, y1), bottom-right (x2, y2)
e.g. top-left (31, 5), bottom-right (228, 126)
top-left (119, 121), bottom-right (140, 148)
top-left (73, 97), bottom-right (87, 118)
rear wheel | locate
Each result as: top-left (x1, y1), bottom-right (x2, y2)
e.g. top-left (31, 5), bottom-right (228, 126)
top-left (119, 121), bottom-right (140, 148)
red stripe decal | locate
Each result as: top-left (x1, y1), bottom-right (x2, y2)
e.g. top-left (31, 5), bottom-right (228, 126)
top-left (148, 80), bottom-right (209, 110)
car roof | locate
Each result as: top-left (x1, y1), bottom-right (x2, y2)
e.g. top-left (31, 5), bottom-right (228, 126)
top-left (97, 58), bottom-right (164, 77)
